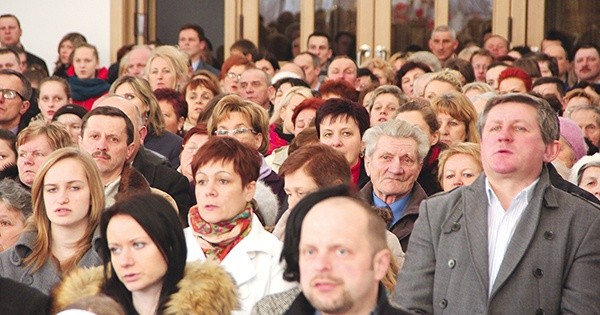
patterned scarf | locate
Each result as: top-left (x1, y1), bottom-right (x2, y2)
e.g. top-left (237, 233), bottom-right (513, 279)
top-left (188, 202), bottom-right (254, 261)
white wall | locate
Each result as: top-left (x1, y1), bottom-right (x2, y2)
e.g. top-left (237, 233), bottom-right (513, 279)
top-left (0, 1), bottom-right (112, 73)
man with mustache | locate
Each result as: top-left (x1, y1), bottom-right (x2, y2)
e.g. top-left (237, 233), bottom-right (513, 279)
top-left (79, 105), bottom-right (136, 207)
top-left (358, 119), bottom-right (430, 251)
top-left (572, 44), bottom-right (600, 93)
top-left (395, 94), bottom-right (600, 313)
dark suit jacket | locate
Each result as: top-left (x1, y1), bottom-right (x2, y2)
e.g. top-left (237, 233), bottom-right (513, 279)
top-left (0, 277), bottom-right (49, 314)
top-left (394, 167), bottom-right (600, 314)
top-left (132, 146), bottom-right (192, 225)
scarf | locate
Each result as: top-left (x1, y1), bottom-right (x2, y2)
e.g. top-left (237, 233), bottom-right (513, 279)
top-left (188, 202), bottom-right (254, 261)
top-left (67, 67), bottom-right (110, 101)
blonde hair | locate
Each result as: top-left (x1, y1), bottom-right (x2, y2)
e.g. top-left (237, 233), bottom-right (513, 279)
top-left (207, 94), bottom-right (270, 155)
top-left (24, 147), bottom-right (105, 274)
top-left (430, 91), bottom-right (480, 143)
top-left (270, 86), bottom-right (313, 125)
top-left (437, 142), bottom-right (482, 184)
top-left (17, 120), bottom-right (73, 150)
top-left (145, 45), bottom-right (189, 90)
top-left (425, 69), bottom-right (463, 91)
top-left (361, 57), bottom-right (395, 83)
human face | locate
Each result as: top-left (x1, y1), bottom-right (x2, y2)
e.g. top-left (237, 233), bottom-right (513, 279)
top-left (484, 36), bottom-right (508, 58)
top-left (370, 93), bottom-right (399, 127)
top-left (221, 64), bottom-right (246, 95)
top-left (73, 47), bottom-right (98, 79)
top-left (38, 81), bottom-right (69, 121)
top-left (158, 100), bottom-right (183, 135)
top-left (180, 133), bottom-right (208, 180)
top-left (178, 28), bottom-right (205, 60)
top-left (556, 137), bottom-right (576, 169)
top-left (273, 82), bottom-right (292, 107)
top-left (578, 166), bottom-right (600, 200)
top-left (400, 68), bottom-right (425, 97)
top-left (441, 153), bottom-right (482, 191)
top-left (532, 83), bottom-right (562, 104)
top-left (371, 68), bottom-right (389, 85)
top-left (428, 31), bottom-right (457, 62)
top-left (569, 109), bottom-right (600, 147)
top-left (294, 54), bottom-right (319, 86)
top-left (0, 53), bottom-right (20, 72)
top-left (486, 65), bottom-right (507, 90)
top-left (537, 61), bottom-right (553, 77)
top-left (43, 158), bottom-right (91, 230)
top-left (543, 45), bottom-right (569, 76)
top-left (148, 57), bottom-right (177, 90)
top-left (255, 59), bottom-right (276, 78)
top-left (480, 102), bottom-right (556, 183)
top-left (240, 69), bottom-right (271, 109)
top-left (498, 77), bottom-right (528, 94)
top-left (319, 115), bottom-right (363, 167)
top-left (194, 161), bottom-right (256, 223)
top-left (365, 136), bottom-right (422, 204)
top-left (307, 36), bottom-right (332, 66)
top-left (107, 215), bottom-right (168, 295)
top-left (294, 108), bottom-right (316, 136)
top-left (424, 80), bottom-right (456, 100)
top-left (396, 110), bottom-right (439, 146)
top-left (56, 113), bottom-right (83, 144)
top-left (284, 167), bottom-right (319, 210)
top-left (0, 17), bottom-right (21, 47)
top-left (0, 139), bottom-right (15, 170)
top-left (80, 115), bottom-right (134, 183)
top-left (327, 58), bottom-right (357, 85)
top-left (300, 198), bottom-right (388, 315)
top-left (114, 83), bottom-right (148, 125)
top-left (215, 112), bottom-right (262, 150)
top-left (281, 94), bottom-right (307, 134)
top-left (17, 135), bottom-right (53, 187)
top-left (437, 112), bottom-right (467, 146)
top-left (59, 40), bottom-right (74, 65)
top-left (185, 84), bottom-right (214, 124)
top-left (0, 74), bottom-right (29, 129)
top-left (126, 48), bottom-right (151, 77)
top-left (565, 97), bottom-right (592, 114)
top-left (573, 48), bottom-right (600, 83)
top-left (0, 201), bottom-right (25, 252)
top-left (471, 54), bottom-right (492, 82)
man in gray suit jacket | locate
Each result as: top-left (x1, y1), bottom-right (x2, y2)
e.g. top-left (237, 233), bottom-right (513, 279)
top-left (395, 93), bottom-right (600, 314)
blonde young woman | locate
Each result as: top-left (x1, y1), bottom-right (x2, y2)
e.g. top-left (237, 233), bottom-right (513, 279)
top-left (0, 147), bottom-right (105, 294)
top-left (145, 45), bottom-right (189, 91)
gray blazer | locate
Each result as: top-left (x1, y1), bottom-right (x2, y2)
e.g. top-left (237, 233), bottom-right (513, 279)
top-left (394, 166), bottom-right (600, 314)
top-left (0, 230), bottom-right (102, 295)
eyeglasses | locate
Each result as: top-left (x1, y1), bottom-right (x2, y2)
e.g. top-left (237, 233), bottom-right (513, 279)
top-left (214, 127), bottom-right (257, 136)
top-left (0, 88), bottom-right (24, 100)
top-left (226, 72), bottom-right (242, 81)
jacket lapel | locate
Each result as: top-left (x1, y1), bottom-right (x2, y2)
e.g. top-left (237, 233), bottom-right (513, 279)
top-left (489, 167), bottom-right (554, 297)
top-left (463, 175), bottom-right (491, 294)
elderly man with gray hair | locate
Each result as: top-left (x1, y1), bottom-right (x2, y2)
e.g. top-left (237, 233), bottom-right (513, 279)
top-left (359, 119), bottom-right (430, 251)
top-left (0, 178), bottom-right (32, 252)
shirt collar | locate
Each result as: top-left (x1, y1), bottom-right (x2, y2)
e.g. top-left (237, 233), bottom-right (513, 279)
top-left (373, 191), bottom-right (411, 225)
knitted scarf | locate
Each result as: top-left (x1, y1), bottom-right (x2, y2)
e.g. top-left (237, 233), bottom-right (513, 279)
top-left (188, 202), bottom-right (254, 261)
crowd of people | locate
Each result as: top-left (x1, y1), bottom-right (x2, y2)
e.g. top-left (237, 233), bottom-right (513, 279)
top-left (0, 11), bottom-right (599, 314)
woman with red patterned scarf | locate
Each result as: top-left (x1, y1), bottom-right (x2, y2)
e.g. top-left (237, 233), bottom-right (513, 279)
top-left (183, 136), bottom-right (296, 314)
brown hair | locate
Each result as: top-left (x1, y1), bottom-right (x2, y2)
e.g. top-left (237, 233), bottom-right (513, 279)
top-left (280, 143), bottom-right (351, 187)
top-left (191, 136), bottom-right (261, 187)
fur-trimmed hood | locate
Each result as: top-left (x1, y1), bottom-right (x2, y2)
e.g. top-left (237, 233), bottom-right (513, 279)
top-left (51, 261), bottom-right (238, 315)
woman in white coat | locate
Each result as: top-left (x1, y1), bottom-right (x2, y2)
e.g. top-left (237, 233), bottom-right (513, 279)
top-left (184, 136), bottom-right (296, 314)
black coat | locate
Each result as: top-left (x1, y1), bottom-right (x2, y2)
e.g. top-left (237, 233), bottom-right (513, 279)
top-left (132, 146), bottom-right (193, 226)
top-left (0, 277), bottom-right (49, 314)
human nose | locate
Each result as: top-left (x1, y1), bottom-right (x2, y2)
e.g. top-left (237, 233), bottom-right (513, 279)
top-left (57, 188), bottom-right (69, 204)
top-left (439, 122), bottom-right (449, 134)
top-left (96, 137), bottom-right (109, 151)
top-left (314, 252), bottom-right (332, 272)
top-left (496, 126), bottom-right (513, 141)
top-left (330, 135), bottom-right (342, 147)
top-left (117, 248), bottom-right (134, 268)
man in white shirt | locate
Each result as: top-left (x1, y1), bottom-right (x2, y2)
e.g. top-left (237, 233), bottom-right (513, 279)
top-left (395, 93), bottom-right (600, 314)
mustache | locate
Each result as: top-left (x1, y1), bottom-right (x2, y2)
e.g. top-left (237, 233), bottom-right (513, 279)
top-left (310, 275), bottom-right (343, 285)
top-left (91, 151), bottom-right (111, 160)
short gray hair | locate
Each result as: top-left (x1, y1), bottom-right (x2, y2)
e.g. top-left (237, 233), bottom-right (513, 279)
top-left (0, 178), bottom-right (32, 220)
top-left (367, 85), bottom-right (409, 112)
top-left (363, 119), bottom-right (430, 163)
